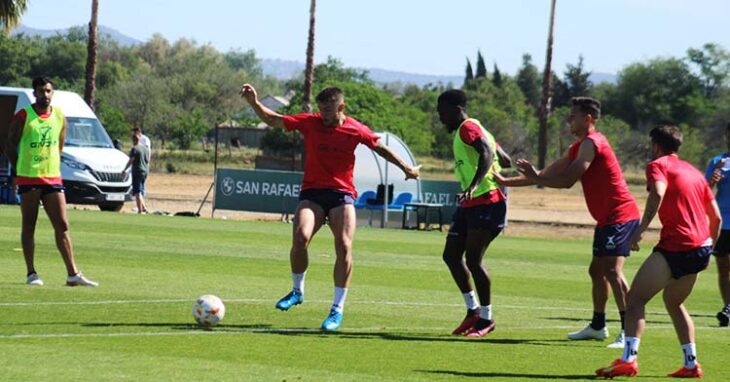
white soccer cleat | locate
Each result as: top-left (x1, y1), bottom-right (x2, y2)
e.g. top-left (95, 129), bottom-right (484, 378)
top-left (26, 273), bottom-right (44, 286)
top-left (606, 330), bottom-right (625, 348)
top-left (567, 323), bottom-right (609, 340)
top-left (66, 273), bottom-right (99, 287)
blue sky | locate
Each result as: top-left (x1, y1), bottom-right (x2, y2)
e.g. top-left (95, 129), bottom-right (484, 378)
top-left (19, 0), bottom-right (729, 76)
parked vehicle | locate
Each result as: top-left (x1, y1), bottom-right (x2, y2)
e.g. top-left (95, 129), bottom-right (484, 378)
top-left (0, 87), bottom-right (132, 211)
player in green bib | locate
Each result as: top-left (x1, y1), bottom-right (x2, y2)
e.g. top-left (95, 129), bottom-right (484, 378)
top-left (437, 89), bottom-right (510, 337)
top-left (6, 77), bottom-right (98, 287)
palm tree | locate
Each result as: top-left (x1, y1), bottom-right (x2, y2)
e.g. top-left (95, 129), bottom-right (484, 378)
top-left (302, 0), bottom-right (316, 113)
top-left (0, 0), bottom-right (28, 34)
top-left (537, 0), bottom-right (557, 171)
top-left (84, 0), bottom-right (99, 109)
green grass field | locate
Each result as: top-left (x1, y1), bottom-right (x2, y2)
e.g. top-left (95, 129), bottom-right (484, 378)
top-left (0, 206), bottom-right (727, 381)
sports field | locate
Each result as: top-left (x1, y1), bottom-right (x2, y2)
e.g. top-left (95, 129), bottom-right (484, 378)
top-left (0, 207), bottom-right (726, 381)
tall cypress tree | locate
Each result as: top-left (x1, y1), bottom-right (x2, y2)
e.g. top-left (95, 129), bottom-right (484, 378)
top-left (475, 50), bottom-right (487, 78)
top-left (492, 63), bottom-right (503, 87)
top-left (465, 58), bottom-right (474, 85)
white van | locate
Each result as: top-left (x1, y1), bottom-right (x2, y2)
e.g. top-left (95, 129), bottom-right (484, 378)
top-left (0, 87), bottom-right (132, 211)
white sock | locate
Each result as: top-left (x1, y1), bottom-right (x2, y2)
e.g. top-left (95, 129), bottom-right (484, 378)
top-left (333, 287), bottom-right (348, 312)
top-left (462, 291), bottom-right (479, 310)
top-left (480, 304), bottom-right (492, 321)
top-left (681, 343), bottom-right (698, 369)
top-left (622, 336), bottom-right (640, 362)
top-left (292, 272), bottom-right (306, 293)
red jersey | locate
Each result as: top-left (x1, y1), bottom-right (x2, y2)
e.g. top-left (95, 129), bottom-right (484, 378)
top-left (11, 108), bottom-right (63, 186)
top-left (647, 154), bottom-right (714, 252)
top-left (568, 131), bottom-right (639, 226)
top-left (458, 120), bottom-right (505, 207)
top-left (282, 113), bottom-right (380, 197)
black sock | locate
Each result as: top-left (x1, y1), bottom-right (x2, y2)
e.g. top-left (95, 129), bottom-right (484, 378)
top-left (27, 271), bottom-right (36, 277)
top-left (590, 312), bottom-right (606, 330)
top-left (619, 311), bottom-right (626, 330)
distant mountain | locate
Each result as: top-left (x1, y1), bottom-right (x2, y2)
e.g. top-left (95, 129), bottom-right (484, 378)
top-left (261, 58), bottom-right (462, 87)
top-left (589, 72), bottom-right (618, 85)
top-left (12, 24), bottom-right (141, 47)
top-left (12, 25), bottom-right (617, 87)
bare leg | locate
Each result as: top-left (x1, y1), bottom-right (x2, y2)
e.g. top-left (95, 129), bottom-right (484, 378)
top-left (442, 237), bottom-right (471, 293)
top-left (624, 252), bottom-right (672, 338)
top-left (327, 204), bottom-right (356, 288)
top-left (717, 255), bottom-right (730, 306)
top-left (20, 190), bottom-right (42, 275)
top-left (290, 201), bottom-right (325, 274)
top-left (135, 193), bottom-right (147, 213)
top-left (589, 256), bottom-right (610, 313)
top-left (463, 229), bottom-right (498, 306)
top-left (601, 256), bottom-right (630, 312)
top-left (663, 274), bottom-right (699, 345)
top-left (42, 191), bottom-right (78, 276)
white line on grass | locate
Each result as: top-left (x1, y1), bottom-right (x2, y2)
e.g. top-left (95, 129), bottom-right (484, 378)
top-left (0, 324), bottom-right (726, 341)
top-left (0, 298), bottom-right (718, 317)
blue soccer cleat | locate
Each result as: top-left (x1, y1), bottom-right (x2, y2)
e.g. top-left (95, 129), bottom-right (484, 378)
top-left (321, 308), bottom-right (343, 331)
top-left (275, 290), bottom-right (303, 311)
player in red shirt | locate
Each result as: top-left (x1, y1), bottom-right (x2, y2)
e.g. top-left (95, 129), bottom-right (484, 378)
top-left (499, 97), bottom-right (640, 347)
top-left (240, 84), bottom-right (420, 331)
top-left (595, 126), bottom-right (720, 379)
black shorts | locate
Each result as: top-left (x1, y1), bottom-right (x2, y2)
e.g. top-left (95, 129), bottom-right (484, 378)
top-left (713, 230), bottom-right (730, 256)
top-left (132, 172), bottom-right (147, 196)
top-left (17, 184), bottom-right (65, 196)
top-left (447, 201), bottom-right (506, 238)
top-left (299, 189), bottom-right (355, 216)
top-left (592, 219), bottom-right (640, 257)
top-left (655, 246), bottom-right (712, 279)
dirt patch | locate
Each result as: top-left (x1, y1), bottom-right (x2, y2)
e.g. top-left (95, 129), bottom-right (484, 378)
top-left (70, 173), bottom-right (659, 240)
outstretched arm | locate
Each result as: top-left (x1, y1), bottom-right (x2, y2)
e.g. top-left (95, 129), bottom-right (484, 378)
top-left (630, 180), bottom-right (666, 251)
top-left (497, 155), bottom-right (571, 187)
top-left (239, 83), bottom-right (285, 129)
top-left (371, 141), bottom-right (420, 180)
top-left (517, 139), bottom-right (594, 189)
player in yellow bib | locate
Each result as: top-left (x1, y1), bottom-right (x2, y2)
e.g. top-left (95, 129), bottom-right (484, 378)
top-left (6, 77), bottom-right (98, 287)
top-left (437, 89), bottom-right (511, 337)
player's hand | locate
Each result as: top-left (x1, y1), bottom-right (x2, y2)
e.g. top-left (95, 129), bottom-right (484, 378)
top-left (629, 230), bottom-right (643, 251)
top-left (712, 168), bottom-right (724, 185)
top-left (456, 185), bottom-right (477, 204)
top-left (516, 159), bottom-right (538, 180)
top-left (404, 165), bottom-right (421, 180)
top-left (239, 83), bottom-right (258, 104)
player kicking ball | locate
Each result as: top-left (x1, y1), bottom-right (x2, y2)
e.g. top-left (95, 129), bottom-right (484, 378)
top-left (596, 126), bottom-right (720, 379)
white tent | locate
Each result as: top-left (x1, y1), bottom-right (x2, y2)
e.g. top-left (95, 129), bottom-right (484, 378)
top-left (353, 132), bottom-right (420, 227)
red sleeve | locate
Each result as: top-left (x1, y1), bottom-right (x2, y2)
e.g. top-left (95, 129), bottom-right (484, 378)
top-left (459, 121), bottom-right (484, 145)
top-left (282, 113), bottom-right (313, 132)
top-left (356, 121), bottom-right (380, 149)
top-left (11, 109), bottom-right (27, 124)
top-left (645, 160), bottom-right (666, 191)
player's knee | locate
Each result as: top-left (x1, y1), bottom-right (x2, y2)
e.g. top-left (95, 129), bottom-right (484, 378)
top-left (292, 231), bottom-right (312, 249)
top-left (464, 257), bottom-right (483, 272)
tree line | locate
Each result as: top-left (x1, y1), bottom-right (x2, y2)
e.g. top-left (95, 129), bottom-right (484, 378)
top-left (0, 30), bottom-right (728, 168)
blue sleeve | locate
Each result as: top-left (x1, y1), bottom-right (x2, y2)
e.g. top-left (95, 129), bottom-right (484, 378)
top-left (705, 156), bottom-right (719, 181)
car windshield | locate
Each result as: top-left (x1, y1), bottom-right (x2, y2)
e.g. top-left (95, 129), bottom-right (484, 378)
top-left (65, 117), bottom-right (114, 148)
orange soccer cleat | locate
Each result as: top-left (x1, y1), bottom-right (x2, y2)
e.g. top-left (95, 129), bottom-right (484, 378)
top-left (667, 363), bottom-right (703, 378)
top-left (595, 358), bottom-right (638, 379)
top-left (451, 308), bottom-right (480, 335)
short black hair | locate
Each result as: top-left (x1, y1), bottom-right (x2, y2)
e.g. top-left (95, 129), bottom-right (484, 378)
top-left (31, 76), bottom-right (54, 90)
top-left (315, 87), bottom-right (344, 103)
top-left (437, 89), bottom-right (467, 108)
top-left (650, 125), bottom-right (683, 153)
top-left (570, 97), bottom-right (601, 120)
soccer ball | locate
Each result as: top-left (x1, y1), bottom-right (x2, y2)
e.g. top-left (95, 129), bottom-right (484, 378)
top-left (192, 295), bottom-right (225, 327)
